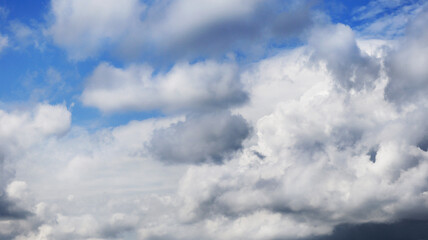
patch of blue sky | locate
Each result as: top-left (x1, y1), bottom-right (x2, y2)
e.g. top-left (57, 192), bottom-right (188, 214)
top-left (0, 0), bottom-right (50, 25)
top-left (321, 0), bottom-right (372, 25)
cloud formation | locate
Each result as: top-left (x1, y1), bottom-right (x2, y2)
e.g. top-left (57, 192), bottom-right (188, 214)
top-left (136, 14), bottom-right (428, 238)
top-left (150, 111), bottom-right (250, 164)
top-left (1, 1), bottom-right (428, 240)
top-left (47, 0), bottom-right (317, 60)
top-left (0, 104), bottom-right (70, 235)
top-left (309, 23), bottom-right (381, 90)
top-left (385, 5), bottom-right (428, 105)
top-left (47, 0), bottom-right (145, 60)
top-left (81, 61), bottom-right (247, 113)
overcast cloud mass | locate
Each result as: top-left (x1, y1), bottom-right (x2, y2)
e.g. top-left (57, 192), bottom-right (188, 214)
top-left (0, 0), bottom-right (428, 239)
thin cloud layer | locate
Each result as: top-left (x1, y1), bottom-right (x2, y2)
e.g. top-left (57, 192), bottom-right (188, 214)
top-left (0, 34), bottom-right (7, 53)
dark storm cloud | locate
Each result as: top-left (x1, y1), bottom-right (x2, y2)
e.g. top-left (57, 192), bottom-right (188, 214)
top-left (0, 157), bottom-right (30, 221)
top-left (149, 111), bottom-right (250, 164)
top-left (0, 158), bottom-right (31, 221)
top-left (0, 196), bottom-right (30, 220)
top-left (307, 220), bottom-right (428, 240)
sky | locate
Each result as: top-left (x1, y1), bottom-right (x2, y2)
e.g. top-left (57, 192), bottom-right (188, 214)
top-left (0, 0), bottom-right (428, 239)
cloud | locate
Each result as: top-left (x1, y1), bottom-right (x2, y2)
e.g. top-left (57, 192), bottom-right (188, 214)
top-left (309, 220), bottom-right (428, 240)
top-left (353, 0), bottom-right (417, 21)
top-left (384, 5), bottom-right (428, 105)
top-left (0, 197), bottom-right (30, 220)
top-left (81, 61), bottom-right (247, 113)
top-left (8, 21), bottom-right (46, 50)
top-left (137, 19), bottom-right (428, 238)
top-left (354, 0), bottom-right (425, 39)
top-left (3, 2), bottom-right (428, 240)
top-left (0, 103), bottom-right (71, 156)
top-left (4, 116), bottom-right (186, 239)
top-left (309, 23), bottom-right (381, 91)
top-left (0, 104), bottom-right (71, 233)
top-left (0, 34), bottom-right (8, 53)
top-left (138, 0), bottom-right (316, 60)
top-left (46, 0), bottom-right (145, 60)
top-left (150, 111), bottom-right (250, 164)
top-left (46, 0), bottom-right (317, 61)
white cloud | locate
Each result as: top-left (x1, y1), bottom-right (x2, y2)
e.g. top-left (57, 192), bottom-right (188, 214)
top-left (0, 104), bottom-right (71, 153)
top-left (6, 181), bottom-right (28, 200)
top-left (81, 61), bottom-right (247, 113)
top-left (47, 0), bottom-right (145, 60)
top-left (0, 103), bottom-right (71, 232)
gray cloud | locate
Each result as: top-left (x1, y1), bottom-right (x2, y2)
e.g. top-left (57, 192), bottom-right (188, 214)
top-left (0, 196), bottom-right (30, 220)
top-left (309, 23), bottom-right (381, 91)
top-left (385, 5), bottom-right (428, 105)
top-left (307, 220), bottom-right (428, 240)
top-left (150, 111), bottom-right (250, 164)
top-left (141, 0), bottom-right (317, 61)
top-left (0, 157), bottom-right (30, 220)
top-left (46, 0), bottom-right (318, 61)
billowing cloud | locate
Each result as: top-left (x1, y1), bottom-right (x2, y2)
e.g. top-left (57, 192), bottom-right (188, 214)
top-left (2, 1), bottom-right (428, 240)
top-left (136, 18), bottom-right (428, 239)
top-left (309, 23), bottom-right (381, 91)
top-left (81, 61), bottom-right (247, 113)
top-left (0, 104), bottom-right (70, 232)
top-left (4, 116), bottom-right (186, 239)
top-left (150, 111), bottom-right (250, 164)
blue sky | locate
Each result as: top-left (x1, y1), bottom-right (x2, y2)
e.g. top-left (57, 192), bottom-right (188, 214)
top-left (1, 0), bottom-right (428, 239)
